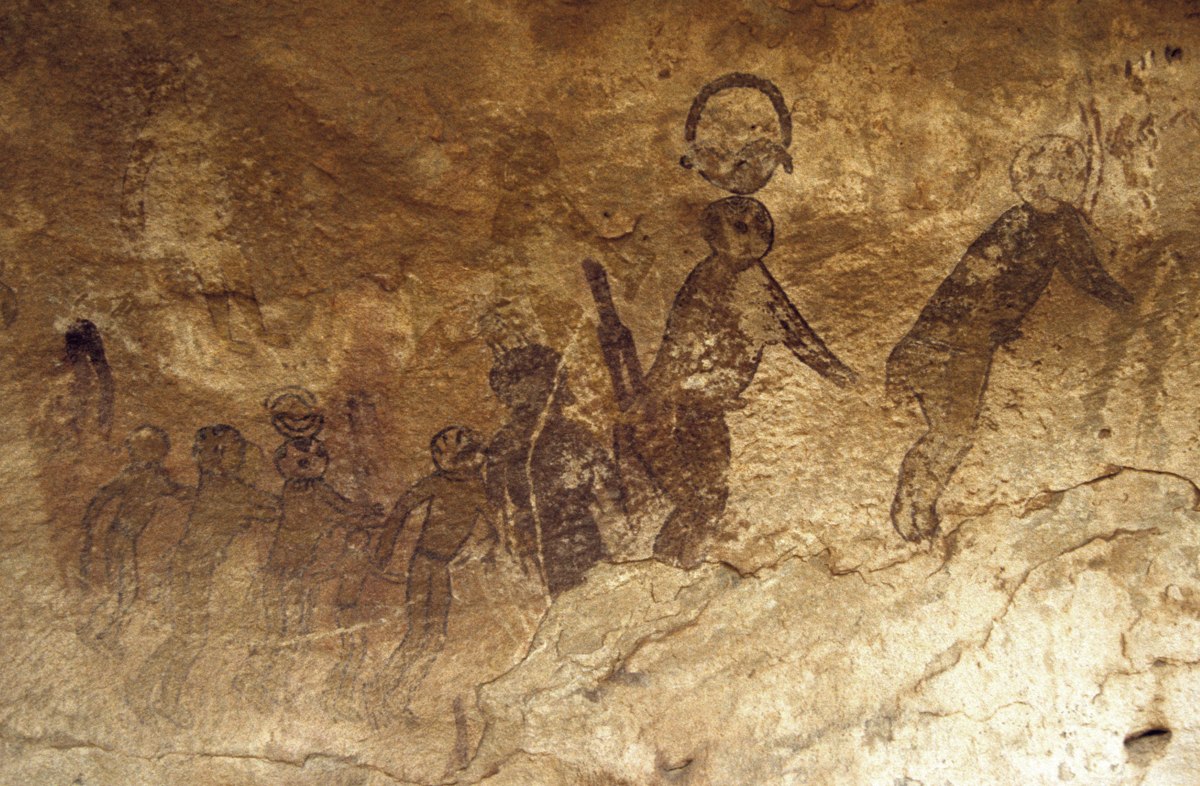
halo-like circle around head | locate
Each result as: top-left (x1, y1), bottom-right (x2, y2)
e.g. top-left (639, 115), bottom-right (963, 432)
top-left (684, 73), bottom-right (792, 149)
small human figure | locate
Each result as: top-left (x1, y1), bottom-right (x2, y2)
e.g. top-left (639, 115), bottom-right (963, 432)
top-left (887, 134), bottom-right (1133, 542)
top-left (263, 434), bottom-right (382, 643)
top-left (371, 426), bottom-right (498, 715)
top-left (133, 425), bottom-right (278, 726)
top-left (622, 197), bottom-right (856, 568)
top-left (486, 345), bottom-right (624, 594)
top-left (77, 425), bottom-right (190, 644)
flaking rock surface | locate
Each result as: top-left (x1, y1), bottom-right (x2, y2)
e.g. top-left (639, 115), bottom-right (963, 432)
top-left (2, 1), bottom-right (1200, 784)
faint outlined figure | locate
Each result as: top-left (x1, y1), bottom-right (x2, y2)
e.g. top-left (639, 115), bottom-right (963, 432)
top-left (485, 344), bottom-right (623, 594)
top-left (262, 388), bottom-right (381, 644)
top-left (371, 426), bottom-right (498, 716)
top-left (887, 135), bottom-right (1133, 542)
top-left (133, 425), bottom-right (278, 726)
top-left (77, 425), bottom-right (190, 645)
top-left (323, 521), bottom-right (380, 720)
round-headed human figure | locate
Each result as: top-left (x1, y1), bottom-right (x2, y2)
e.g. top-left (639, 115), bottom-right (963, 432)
top-left (77, 423), bottom-right (188, 645)
top-left (128, 424), bottom-right (170, 465)
top-left (885, 132), bottom-right (1130, 544)
top-left (1009, 134), bottom-right (1089, 214)
top-left (193, 423), bottom-right (248, 478)
top-left (138, 423), bottom-right (277, 726)
top-left (273, 437), bottom-right (330, 482)
top-left (681, 72), bottom-right (794, 195)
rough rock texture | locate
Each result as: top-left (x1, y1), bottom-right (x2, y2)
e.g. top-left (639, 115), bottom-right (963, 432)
top-left (2, 1), bottom-right (1200, 784)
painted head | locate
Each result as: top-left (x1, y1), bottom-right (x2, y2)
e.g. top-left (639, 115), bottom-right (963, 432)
top-left (193, 424), bottom-right (247, 477)
top-left (265, 386), bottom-right (324, 440)
top-left (701, 196), bottom-right (775, 260)
top-left (273, 437), bottom-right (329, 481)
top-left (489, 343), bottom-right (572, 414)
top-left (127, 425), bottom-right (170, 465)
top-left (430, 425), bottom-right (486, 475)
top-left (1010, 135), bottom-right (1089, 213)
top-left (681, 73), bottom-right (793, 195)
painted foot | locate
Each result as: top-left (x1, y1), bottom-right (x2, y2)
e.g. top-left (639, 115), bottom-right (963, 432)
top-left (891, 497), bottom-right (940, 543)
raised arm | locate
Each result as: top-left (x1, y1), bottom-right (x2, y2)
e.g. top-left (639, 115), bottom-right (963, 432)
top-left (759, 263), bottom-right (857, 388)
top-left (1057, 212), bottom-right (1133, 310)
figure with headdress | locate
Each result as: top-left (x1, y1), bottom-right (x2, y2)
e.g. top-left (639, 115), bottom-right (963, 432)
top-left (77, 425), bottom-right (191, 645)
top-left (261, 387), bottom-right (382, 643)
top-left (585, 74), bottom-right (856, 569)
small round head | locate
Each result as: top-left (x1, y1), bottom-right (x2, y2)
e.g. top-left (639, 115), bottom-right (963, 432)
top-left (701, 196), bottom-right (774, 260)
top-left (265, 387), bottom-right (324, 440)
top-left (430, 425), bottom-right (486, 474)
top-left (1010, 135), bottom-right (1088, 213)
top-left (193, 424), bottom-right (247, 476)
top-left (127, 425), bottom-right (170, 465)
top-left (682, 73), bottom-right (793, 195)
top-left (273, 437), bottom-right (329, 481)
top-left (489, 343), bottom-right (567, 413)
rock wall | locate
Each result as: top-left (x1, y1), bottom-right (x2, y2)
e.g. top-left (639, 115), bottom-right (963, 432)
top-left (2, 1), bottom-right (1199, 783)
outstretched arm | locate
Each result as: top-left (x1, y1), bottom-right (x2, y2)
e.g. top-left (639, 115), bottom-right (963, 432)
top-left (1058, 213), bottom-right (1133, 310)
top-left (374, 484), bottom-right (432, 570)
top-left (759, 263), bottom-right (858, 388)
top-left (149, 469), bottom-right (192, 503)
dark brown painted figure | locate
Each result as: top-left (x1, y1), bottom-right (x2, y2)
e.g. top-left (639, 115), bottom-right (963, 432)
top-left (629, 198), bottom-right (855, 567)
top-left (78, 425), bottom-right (190, 644)
top-left (888, 135), bottom-right (1133, 542)
top-left (133, 425), bottom-right (278, 726)
top-left (485, 345), bottom-right (621, 595)
top-left (372, 426), bottom-right (497, 713)
top-left (588, 74), bottom-right (855, 568)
